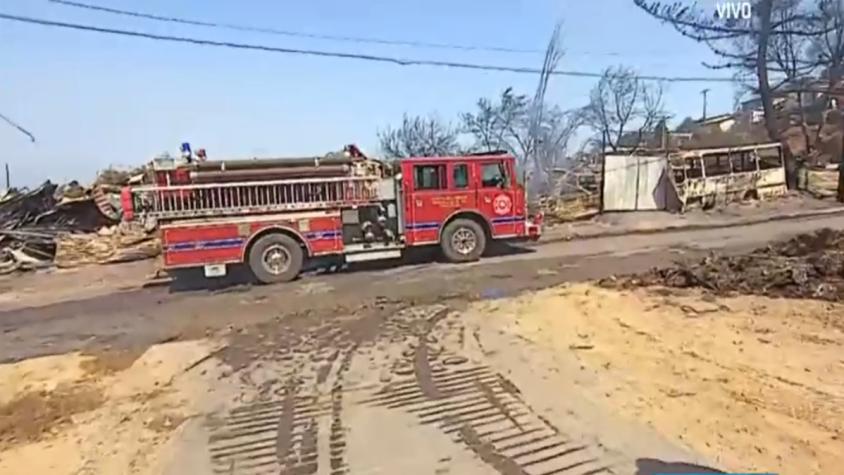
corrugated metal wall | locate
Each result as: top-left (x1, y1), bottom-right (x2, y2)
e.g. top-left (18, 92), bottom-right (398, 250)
top-left (602, 154), bottom-right (671, 211)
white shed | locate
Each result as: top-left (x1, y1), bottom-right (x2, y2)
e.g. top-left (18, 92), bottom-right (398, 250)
top-left (601, 154), bottom-right (679, 211)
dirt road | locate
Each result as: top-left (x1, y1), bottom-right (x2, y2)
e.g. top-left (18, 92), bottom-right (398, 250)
top-left (5, 213), bottom-right (844, 363)
top-left (1, 214), bottom-right (844, 474)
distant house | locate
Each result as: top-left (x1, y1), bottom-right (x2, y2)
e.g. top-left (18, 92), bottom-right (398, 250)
top-left (612, 119), bottom-right (693, 153)
top-left (740, 76), bottom-right (843, 125)
top-left (609, 114), bottom-right (769, 154)
top-left (603, 73), bottom-right (844, 162)
top-left (736, 75), bottom-right (844, 162)
top-left (740, 96), bottom-right (789, 117)
top-left (613, 130), bottom-right (655, 152)
top-left (696, 114), bottom-right (737, 131)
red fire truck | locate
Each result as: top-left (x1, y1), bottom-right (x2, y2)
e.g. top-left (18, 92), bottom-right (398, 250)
top-left (122, 145), bottom-right (542, 284)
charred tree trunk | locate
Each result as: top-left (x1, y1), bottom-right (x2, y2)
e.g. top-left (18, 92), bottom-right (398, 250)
top-left (797, 93), bottom-right (813, 157)
top-left (756, 0), bottom-right (797, 188)
top-left (599, 131), bottom-right (607, 213)
top-left (816, 68), bottom-right (843, 164)
top-left (757, 0), bottom-right (776, 141)
top-left (838, 127), bottom-right (844, 202)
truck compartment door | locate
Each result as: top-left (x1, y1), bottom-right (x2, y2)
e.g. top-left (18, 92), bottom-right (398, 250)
top-left (476, 160), bottom-right (517, 237)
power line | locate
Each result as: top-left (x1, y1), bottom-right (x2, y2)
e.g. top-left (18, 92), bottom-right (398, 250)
top-left (49, 0), bottom-right (542, 55)
top-left (0, 111), bottom-right (36, 143)
top-left (49, 0), bottom-right (706, 59)
top-left (0, 12), bottom-right (736, 83)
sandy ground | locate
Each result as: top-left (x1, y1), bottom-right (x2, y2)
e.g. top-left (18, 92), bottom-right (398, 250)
top-left (0, 340), bottom-right (223, 475)
top-left (463, 284), bottom-right (844, 475)
top-left (1, 286), bottom-right (841, 474)
top-left (141, 283), bottom-right (844, 475)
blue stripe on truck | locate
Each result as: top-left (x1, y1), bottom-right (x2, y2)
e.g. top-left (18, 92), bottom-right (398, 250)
top-left (491, 216), bottom-right (525, 224)
top-left (167, 238), bottom-right (245, 252)
top-left (406, 221), bottom-right (441, 230)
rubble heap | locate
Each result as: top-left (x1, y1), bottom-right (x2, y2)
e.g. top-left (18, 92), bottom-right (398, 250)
top-left (538, 160), bottom-right (602, 224)
top-left (54, 224), bottom-right (161, 268)
top-left (603, 228), bottom-right (844, 301)
top-left (0, 168), bottom-right (157, 274)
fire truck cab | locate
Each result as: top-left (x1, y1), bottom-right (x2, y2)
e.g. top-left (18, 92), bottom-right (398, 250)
top-left (400, 154), bottom-right (535, 257)
top-left (123, 146), bottom-right (542, 284)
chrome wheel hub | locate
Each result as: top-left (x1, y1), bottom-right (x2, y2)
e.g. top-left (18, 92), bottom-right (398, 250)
top-left (452, 228), bottom-right (477, 255)
top-left (262, 245), bottom-right (291, 275)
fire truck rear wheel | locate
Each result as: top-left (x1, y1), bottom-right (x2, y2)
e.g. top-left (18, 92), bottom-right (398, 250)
top-left (248, 233), bottom-right (304, 284)
top-left (441, 219), bottom-right (486, 263)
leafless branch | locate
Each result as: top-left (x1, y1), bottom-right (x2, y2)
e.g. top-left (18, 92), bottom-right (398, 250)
top-left (583, 66), bottom-right (665, 153)
top-left (378, 114), bottom-right (459, 158)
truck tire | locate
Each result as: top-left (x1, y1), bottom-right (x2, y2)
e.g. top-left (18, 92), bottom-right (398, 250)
top-left (248, 233), bottom-right (304, 284)
top-left (440, 219), bottom-right (486, 263)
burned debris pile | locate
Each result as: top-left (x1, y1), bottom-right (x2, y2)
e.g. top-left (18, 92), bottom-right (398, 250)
top-left (538, 161), bottom-right (602, 224)
top-left (1, 181), bottom-right (107, 273)
top-left (0, 171), bottom-right (157, 274)
top-left (54, 225), bottom-right (160, 268)
top-left (603, 228), bottom-right (844, 302)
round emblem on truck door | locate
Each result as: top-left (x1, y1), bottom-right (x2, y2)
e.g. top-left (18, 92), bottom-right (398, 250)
top-left (493, 194), bottom-right (512, 215)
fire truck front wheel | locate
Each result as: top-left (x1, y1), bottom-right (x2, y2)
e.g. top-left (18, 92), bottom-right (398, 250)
top-left (248, 233), bottom-right (304, 284)
top-left (441, 219), bottom-right (486, 263)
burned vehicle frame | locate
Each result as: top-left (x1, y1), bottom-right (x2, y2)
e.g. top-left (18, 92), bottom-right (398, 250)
top-left (669, 143), bottom-right (786, 209)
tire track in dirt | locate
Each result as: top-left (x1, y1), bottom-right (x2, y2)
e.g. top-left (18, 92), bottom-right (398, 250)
top-left (360, 306), bottom-right (616, 475)
top-left (478, 378), bottom-right (523, 432)
top-left (209, 375), bottom-right (330, 474)
top-left (207, 299), bottom-right (390, 475)
top-left (328, 347), bottom-right (355, 475)
top-left (275, 379), bottom-right (299, 470)
top-left (363, 362), bottom-right (613, 475)
top-left (412, 308), bottom-right (449, 399)
top-left (209, 302), bottom-right (616, 474)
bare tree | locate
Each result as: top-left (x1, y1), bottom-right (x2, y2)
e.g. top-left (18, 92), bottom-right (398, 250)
top-left (461, 87), bottom-right (530, 156)
top-left (526, 22), bottom-right (565, 185)
top-left (768, 0), bottom-right (820, 153)
top-left (634, 0), bottom-right (830, 188)
top-left (800, 0), bottom-right (844, 201)
top-left (633, 0), bottom-right (824, 140)
top-left (813, 0), bottom-right (844, 86)
top-left (583, 66), bottom-right (665, 152)
top-left (808, 1), bottom-right (844, 151)
top-left (837, 132), bottom-right (844, 202)
top-left (380, 22), bottom-right (579, 190)
top-left (531, 106), bottom-right (585, 182)
top-left (461, 22), bottom-right (582, 191)
top-left (461, 87), bottom-right (582, 191)
top-left (377, 114), bottom-right (460, 158)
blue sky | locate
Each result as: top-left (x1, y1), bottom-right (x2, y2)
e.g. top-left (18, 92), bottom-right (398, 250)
top-left (1, 0), bottom-right (736, 186)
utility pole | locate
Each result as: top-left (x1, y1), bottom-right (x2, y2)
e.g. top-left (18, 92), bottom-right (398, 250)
top-left (701, 88), bottom-right (711, 120)
top-left (4, 163), bottom-right (8, 190)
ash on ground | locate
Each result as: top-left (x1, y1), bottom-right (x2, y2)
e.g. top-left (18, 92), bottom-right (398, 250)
top-left (602, 228), bottom-right (844, 301)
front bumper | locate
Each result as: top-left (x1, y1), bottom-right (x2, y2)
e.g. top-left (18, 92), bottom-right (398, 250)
top-left (525, 213), bottom-right (543, 241)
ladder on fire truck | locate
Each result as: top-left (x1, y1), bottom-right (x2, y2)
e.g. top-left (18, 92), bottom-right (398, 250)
top-left (125, 175), bottom-right (383, 221)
